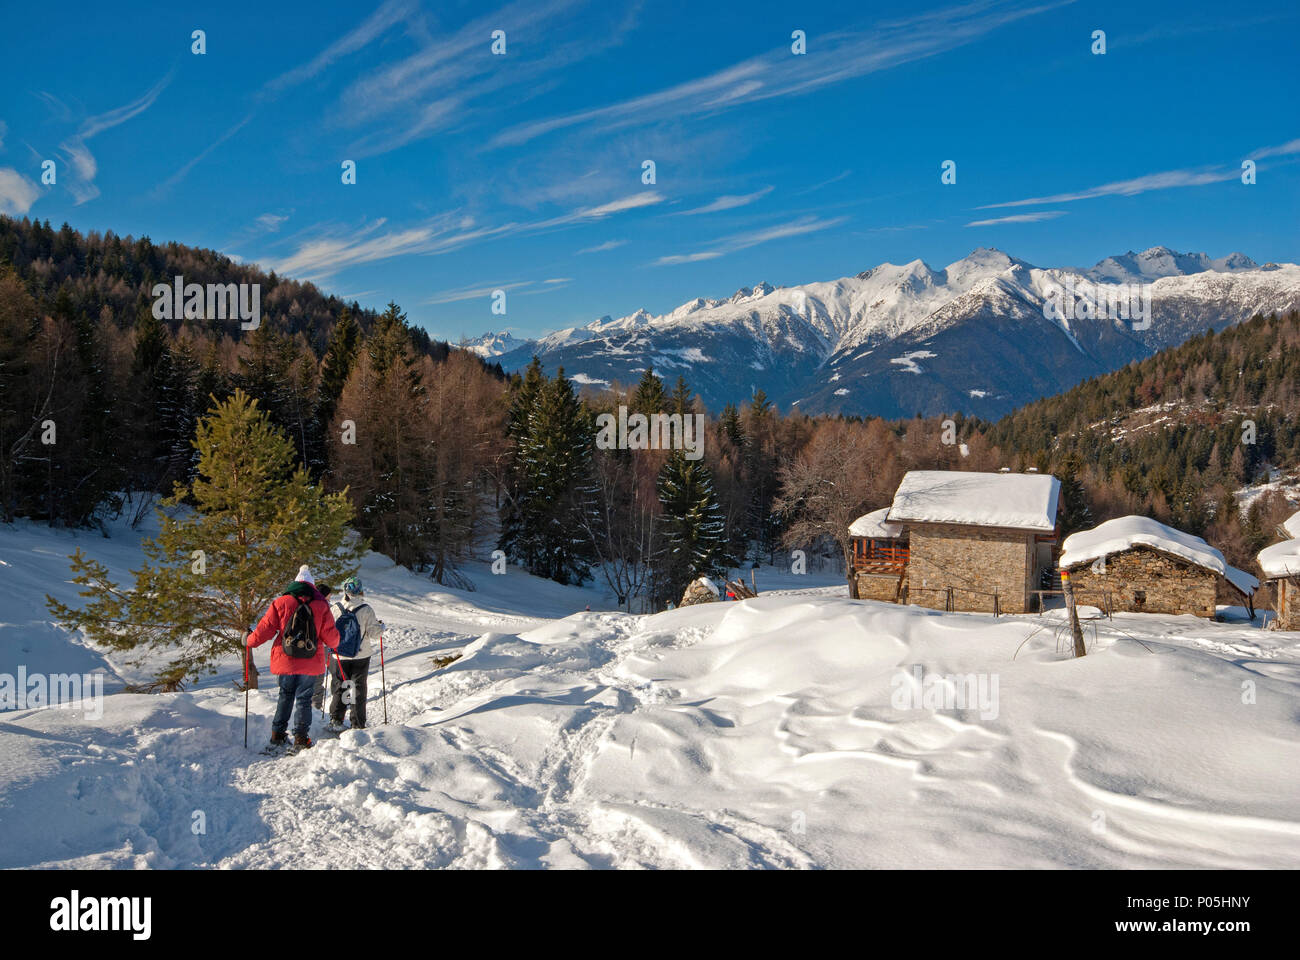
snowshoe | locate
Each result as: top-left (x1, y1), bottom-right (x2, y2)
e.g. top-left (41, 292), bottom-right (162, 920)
top-left (326, 719), bottom-right (346, 734)
top-left (260, 732), bottom-right (289, 756)
top-left (286, 734), bottom-right (313, 755)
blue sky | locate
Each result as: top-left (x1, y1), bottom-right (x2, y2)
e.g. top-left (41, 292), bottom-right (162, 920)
top-left (2, 0), bottom-right (1297, 343)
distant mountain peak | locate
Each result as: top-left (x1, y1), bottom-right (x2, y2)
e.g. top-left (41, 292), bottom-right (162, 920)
top-left (482, 246), bottom-right (1299, 419)
top-left (461, 330), bottom-right (522, 358)
top-left (729, 281), bottom-right (774, 302)
top-left (1087, 247), bottom-right (1259, 282)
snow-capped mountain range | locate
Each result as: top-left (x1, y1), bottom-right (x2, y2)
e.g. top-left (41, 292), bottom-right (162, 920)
top-left (468, 247), bottom-right (1300, 418)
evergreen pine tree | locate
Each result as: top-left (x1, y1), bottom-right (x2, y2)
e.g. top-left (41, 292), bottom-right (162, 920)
top-left (1055, 453), bottom-right (1093, 537)
top-left (318, 308), bottom-right (360, 427)
top-left (632, 366), bottom-right (667, 416)
top-left (719, 403), bottom-right (744, 446)
top-left (654, 450), bottom-right (730, 607)
top-left (670, 375), bottom-right (692, 416)
top-left (499, 358), bottom-right (547, 569)
top-left (128, 306), bottom-right (178, 497)
top-left (61, 286), bottom-right (122, 521)
top-left (234, 324), bottom-right (297, 430)
top-left (507, 367), bottom-right (598, 584)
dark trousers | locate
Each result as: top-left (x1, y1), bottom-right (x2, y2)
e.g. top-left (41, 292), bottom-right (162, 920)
top-left (272, 674), bottom-right (316, 738)
top-left (311, 670), bottom-right (327, 710)
top-left (330, 657), bottom-right (370, 728)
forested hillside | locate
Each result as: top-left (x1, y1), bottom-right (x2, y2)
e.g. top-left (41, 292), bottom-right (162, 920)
top-left (971, 309), bottom-right (1300, 567)
top-left (0, 216), bottom-right (502, 540)
top-left (2, 214), bottom-right (1295, 605)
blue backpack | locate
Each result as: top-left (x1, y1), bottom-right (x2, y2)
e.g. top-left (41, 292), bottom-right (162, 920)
top-left (335, 606), bottom-right (364, 657)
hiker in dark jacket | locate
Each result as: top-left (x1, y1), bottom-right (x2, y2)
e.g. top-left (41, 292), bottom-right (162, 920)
top-left (327, 576), bottom-right (383, 731)
top-left (246, 565), bottom-right (340, 751)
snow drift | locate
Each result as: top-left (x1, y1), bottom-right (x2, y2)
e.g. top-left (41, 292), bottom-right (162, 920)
top-left (2, 519), bottom-right (1299, 868)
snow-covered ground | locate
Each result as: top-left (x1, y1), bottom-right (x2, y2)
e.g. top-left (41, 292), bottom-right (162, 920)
top-left (3, 518), bottom-right (1299, 869)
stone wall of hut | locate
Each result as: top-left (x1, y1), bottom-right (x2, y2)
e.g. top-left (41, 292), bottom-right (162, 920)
top-left (907, 524), bottom-right (1035, 614)
top-left (1065, 547), bottom-right (1218, 617)
top-left (856, 571), bottom-right (905, 603)
top-left (1275, 578), bottom-right (1300, 630)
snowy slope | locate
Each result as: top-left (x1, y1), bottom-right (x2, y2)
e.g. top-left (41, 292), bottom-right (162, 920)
top-left (476, 248), bottom-right (1300, 417)
top-left (3, 521), bottom-right (1300, 869)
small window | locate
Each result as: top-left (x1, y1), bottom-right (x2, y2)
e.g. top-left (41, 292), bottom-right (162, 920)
top-left (1133, 589), bottom-right (1146, 607)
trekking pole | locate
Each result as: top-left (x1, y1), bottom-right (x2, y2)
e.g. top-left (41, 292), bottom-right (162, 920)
top-left (243, 646), bottom-right (249, 750)
top-left (379, 631), bottom-right (388, 724)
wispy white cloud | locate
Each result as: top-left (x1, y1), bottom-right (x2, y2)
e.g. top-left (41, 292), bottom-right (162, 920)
top-left (1247, 137), bottom-right (1300, 161)
top-left (425, 280), bottom-right (535, 305)
top-left (329, 0), bottom-right (635, 158)
top-left (980, 137), bottom-right (1300, 209)
top-left (675, 186), bottom-right (772, 216)
top-left (155, 115), bottom-right (251, 196)
top-left (265, 0), bottom-right (420, 94)
top-left (273, 215), bottom-right (506, 279)
top-left (270, 192), bottom-right (661, 279)
top-left (655, 215), bottom-right (847, 266)
top-left (78, 73), bottom-right (172, 139)
top-left (424, 277), bottom-right (574, 305)
top-left (966, 210), bottom-right (1066, 226)
top-left (577, 239), bottom-right (626, 254)
top-left (255, 213), bottom-right (290, 232)
top-left (794, 169), bottom-right (853, 195)
top-left (492, 1), bottom-right (1067, 148)
top-left (0, 168), bottom-right (40, 215)
top-left (978, 168), bottom-right (1237, 209)
top-left (541, 191), bottom-right (661, 225)
top-left (57, 72), bottom-right (172, 204)
top-left (223, 210), bottom-right (293, 252)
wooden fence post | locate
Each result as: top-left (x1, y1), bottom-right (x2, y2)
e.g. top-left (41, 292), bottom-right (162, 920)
top-left (1060, 569), bottom-right (1087, 657)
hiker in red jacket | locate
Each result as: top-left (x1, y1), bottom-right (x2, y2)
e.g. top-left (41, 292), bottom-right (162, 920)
top-left (246, 564), bottom-right (340, 752)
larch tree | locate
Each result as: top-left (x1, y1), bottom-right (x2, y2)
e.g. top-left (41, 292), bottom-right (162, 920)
top-left (773, 419), bottom-right (900, 599)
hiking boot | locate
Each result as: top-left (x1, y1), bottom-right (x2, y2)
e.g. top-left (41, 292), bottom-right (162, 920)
top-left (269, 731), bottom-right (288, 746)
top-left (293, 734), bottom-right (313, 750)
top-left (326, 719), bottom-right (346, 733)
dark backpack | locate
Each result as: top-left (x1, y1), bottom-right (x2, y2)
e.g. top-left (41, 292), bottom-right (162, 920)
top-left (335, 606), bottom-right (364, 658)
top-left (282, 596), bottom-right (318, 659)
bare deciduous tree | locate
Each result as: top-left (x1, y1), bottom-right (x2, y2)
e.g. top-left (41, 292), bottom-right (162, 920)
top-left (774, 419), bottom-right (902, 597)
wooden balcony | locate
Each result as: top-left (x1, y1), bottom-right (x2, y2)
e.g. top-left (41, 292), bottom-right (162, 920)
top-left (852, 539), bottom-right (909, 574)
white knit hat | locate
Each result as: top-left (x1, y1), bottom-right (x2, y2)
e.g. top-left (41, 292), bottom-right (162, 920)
top-left (295, 564), bottom-right (315, 584)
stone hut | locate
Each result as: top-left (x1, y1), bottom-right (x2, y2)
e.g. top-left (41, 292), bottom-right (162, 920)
top-left (1060, 515), bottom-right (1258, 619)
top-left (1258, 511), bottom-right (1300, 630)
top-left (885, 470), bottom-right (1061, 614)
top-left (849, 508), bottom-right (908, 602)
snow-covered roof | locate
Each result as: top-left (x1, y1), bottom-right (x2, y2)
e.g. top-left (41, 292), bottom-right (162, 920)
top-left (1225, 565), bottom-right (1260, 596)
top-left (1060, 515), bottom-right (1259, 595)
top-left (1283, 510), bottom-right (1300, 539)
top-left (1259, 539), bottom-right (1300, 579)
top-left (848, 507), bottom-right (903, 539)
top-left (886, 470), bottom-right (1060, 532)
